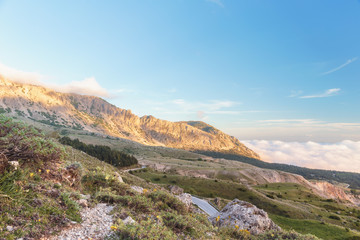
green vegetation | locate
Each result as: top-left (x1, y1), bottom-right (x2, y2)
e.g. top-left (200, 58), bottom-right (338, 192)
top-left (270, 215), bottom-right (360, 240)
top-left (0, 115), bottom-right (352, 239)
top-left (59, 136), bottom-right (138, 167)
top-left (132, 170), bottom-right (360, 239)
top-left (0, 116), bottom-right (81, 239)
top-left (0, 115), bottom-right (64, 169)
top-left (197, 151), bottom-right (360, 189)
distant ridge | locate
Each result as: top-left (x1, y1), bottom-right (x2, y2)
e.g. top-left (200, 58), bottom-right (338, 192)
top-left (0, 77), bottom-right (259, 159)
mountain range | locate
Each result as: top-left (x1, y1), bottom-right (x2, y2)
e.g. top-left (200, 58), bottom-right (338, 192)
top-left (0, 77), bottom-right (259, 159)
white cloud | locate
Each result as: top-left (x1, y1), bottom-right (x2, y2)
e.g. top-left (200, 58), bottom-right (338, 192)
top-left (53, 77), bottom-right (109, 97)
top-left (300, 88), bottom-right (340, 99)
top-left (0, 62), bottom-right (44, 85)
top-left (0, 62), bottom-right (109, 97)
top-left (242, 140), bottom-right (360, 173)
top-left (322, 57), bottom-right (358, 75)
top-left (258, 119), bottom-right (322, 125)
top-left (172, 99), bottom-right (240, 111)
top-left (206, 0), bottom-right (224, 7)
top-left (288, 90), bottom-right (303, 98)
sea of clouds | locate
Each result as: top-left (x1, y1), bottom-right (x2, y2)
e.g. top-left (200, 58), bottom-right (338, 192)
top-left (242, 140), bottom-right (360, 173)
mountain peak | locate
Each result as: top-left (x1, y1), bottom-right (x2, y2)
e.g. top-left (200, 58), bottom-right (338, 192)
top-left (0, 78), bottom-right (259, 159)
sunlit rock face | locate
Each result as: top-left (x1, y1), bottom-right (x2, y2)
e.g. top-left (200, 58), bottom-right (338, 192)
top-left (209, 199), bottom-right (280, 235)
top-left (0, 77), bottom-right (259, 159)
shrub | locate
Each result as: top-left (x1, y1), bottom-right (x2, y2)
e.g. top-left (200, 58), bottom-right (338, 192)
top-left (116, 195), bottom-right (152, 213)
top-left (329, 215), bottom-right (341, 220)
top-left (148, 190), bottom-right (187, 214)
top-left (0, 115), bottom-right (64, 169)
top-left (60, 192), bottom-right (81, 222)
top-left (161, 212), bottom-right (196, 236)
top-left (256, 230), bottom-right (319, 240)
top-left (82, 172), bottom-right (132, 196)
top-left (112, 218), bottom-right (176, 239)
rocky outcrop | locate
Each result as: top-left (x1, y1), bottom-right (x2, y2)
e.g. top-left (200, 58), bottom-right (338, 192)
top-left (176, 193), bottom-right (192, 209)
top-left (209, 199), bottom-right (280, 235)
top-left (0, 77), bottom-right (259, 159)
top-left (168, 185), bottom-right (184, 195)
top-left (312, 181), bottom-right (360, 204)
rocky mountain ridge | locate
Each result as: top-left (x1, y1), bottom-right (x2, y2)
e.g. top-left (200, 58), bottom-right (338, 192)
top-left (0, 77), bottom-right (259, 159)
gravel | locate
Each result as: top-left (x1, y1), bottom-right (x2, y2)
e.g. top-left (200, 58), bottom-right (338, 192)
top-left (50, 203), bottom-right (114, 240)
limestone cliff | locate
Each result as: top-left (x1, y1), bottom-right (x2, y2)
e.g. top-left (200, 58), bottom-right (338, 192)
top-left (0, 77), bottom-right (259, 159)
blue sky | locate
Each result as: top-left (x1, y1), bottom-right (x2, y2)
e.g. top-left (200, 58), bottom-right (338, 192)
top-left (0, 0), bottom-right (359, 142)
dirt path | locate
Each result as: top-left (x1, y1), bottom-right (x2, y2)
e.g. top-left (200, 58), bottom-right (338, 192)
top-left (49, 203), bottom-right (114, 240)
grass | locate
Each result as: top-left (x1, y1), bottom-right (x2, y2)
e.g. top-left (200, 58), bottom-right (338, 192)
top-left (133, 170), bottom-right (360, 240)
top-left (270, 215), bottom-right (360, 240)
top-left (132, 170), bottom-right (312, 219)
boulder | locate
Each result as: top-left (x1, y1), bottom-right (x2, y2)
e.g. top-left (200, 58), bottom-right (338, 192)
top-left (176, 193), bottom-right (192, 209)
top-left (168, 185), bottom-right (184, 195)
top-left (131, 186), bottom-right (144, 194)
top-left (209, 199), bottom-right (280, 235)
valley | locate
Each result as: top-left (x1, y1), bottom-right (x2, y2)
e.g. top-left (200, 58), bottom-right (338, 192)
top-left (1, 78), bottom-right (360, 239)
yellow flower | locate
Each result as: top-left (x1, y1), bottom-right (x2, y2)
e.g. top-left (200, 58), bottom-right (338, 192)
top-left (143, 188), bottom-right (148, 194)
top-left (110, 225), bottom-right (117, 230)
top-left (105, 175), bottom-right (109, 180)
top-left (30, 173), bottom-right (34, 177)
top-left (216, 216), bottom-right (220, 222)
top-left (46, 169), bottom-right (50, 174)
top-left (235, 225), bottom-right (239, 229)
top-left (38, 169), bottom-right (42, 173)
top-left (156, 215), bottom-right (161, 219)
top-left (38, 219), bottom-right (41, 222)
top-left (153, 188), bottom-right (157, 192)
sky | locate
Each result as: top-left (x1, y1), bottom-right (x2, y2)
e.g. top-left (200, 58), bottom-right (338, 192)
top-left (0, 0), bottom-right (360, 171)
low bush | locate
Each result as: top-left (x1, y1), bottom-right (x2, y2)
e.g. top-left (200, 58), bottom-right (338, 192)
top-left (148, 190), bottom-right (187, 214)
top-left (111, 218), bottom-right (177, 239)
top-left (0, 115), bottom-right (64, 171)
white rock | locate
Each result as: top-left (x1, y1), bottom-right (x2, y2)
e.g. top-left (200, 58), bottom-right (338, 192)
top-left (115, 172), bottom-right (124, 183)
top-left (6, 225), bottom-right (14, 231)
top-left (77, 199), bottom-right (88, 208)
top-left (123, 216), bottom-right (136, 225)
top-left (209, 199), bottom-right (280, 235)
top-left (8, 161), bottom-right (19, 169)
top-left (131, 185), bottom-right (144, 194)
top-left (176, 193), bottom-right (192, 208)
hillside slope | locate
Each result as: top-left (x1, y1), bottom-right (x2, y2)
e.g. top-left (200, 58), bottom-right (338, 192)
top-left (0, 77), bottom-right (259, 159)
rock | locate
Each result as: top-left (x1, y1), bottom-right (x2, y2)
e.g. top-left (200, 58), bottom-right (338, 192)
top-left (123, 216), bottom-right (136, 225)
top-left (168, 185), bottom-right (184, 195)
top-left (47, 189), bottom-right (60, 198)
top-left (6, 225), bottom-right (14, 231)
top-left (214, 197), bottom-right (221, 208)
top-left (8, 161), bottom-right (19, 170)
top-left (209, 199), bottom-right (280, 235)
top-left (115, 172), bottom-right (124, 183)
top-left (80, 194), bottom-right (91, 200)
top-left (131, 186), bottom-right (144, 194)
top-left (176, 193), bottom-right (192, 209)
top-left (50, 203), bottom-right (114, 240)
top-left (78, 199), bottom-right (88, 208)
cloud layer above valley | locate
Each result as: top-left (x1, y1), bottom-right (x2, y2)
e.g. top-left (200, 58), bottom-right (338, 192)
top-left (0, 63), bottom-right (109, 98)
top-left (242, 140), bottom-right (360, 173)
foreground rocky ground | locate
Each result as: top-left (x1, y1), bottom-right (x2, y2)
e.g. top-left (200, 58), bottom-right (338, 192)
top-left (48, 204), bottom-right (114, 240)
